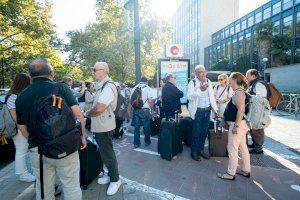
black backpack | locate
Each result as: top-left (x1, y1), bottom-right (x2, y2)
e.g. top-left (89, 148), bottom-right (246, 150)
top-left (32, 84), bottom-right (81, 199)
top-left (131, 86), bottom-right (146, 109)
top-left (32, 84), bottom-right (81, 159)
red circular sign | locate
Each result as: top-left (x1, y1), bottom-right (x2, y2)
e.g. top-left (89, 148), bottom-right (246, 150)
top-left (170, 46), bottom-right (179, 55)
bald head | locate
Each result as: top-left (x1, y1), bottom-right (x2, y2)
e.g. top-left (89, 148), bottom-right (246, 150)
top-left (94, 62), bottom-right (109, 74)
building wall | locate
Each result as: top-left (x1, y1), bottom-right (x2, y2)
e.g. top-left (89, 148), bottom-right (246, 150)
top-left (199, 0), bottom-right (239, 65)
top-left (171, 0), bottom-right (239, 68)
top-left (266, 64), bottom-right (300, 91)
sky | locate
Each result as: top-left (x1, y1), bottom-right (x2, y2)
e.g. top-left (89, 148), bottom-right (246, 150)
top-left (52, 0), bottom-right (270, 40)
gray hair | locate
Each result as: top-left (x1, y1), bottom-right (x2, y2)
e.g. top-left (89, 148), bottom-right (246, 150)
top-left (165, 73), bottom-right (175, 81)
top-left (94, 62), bottom-right (109, 74)
top-left (28, 57), bottom-right (52, 77)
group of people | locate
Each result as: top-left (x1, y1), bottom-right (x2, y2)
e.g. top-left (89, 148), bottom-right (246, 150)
top-left (5, 58), bottom-right (122, 199)
top-left (3, 55), bottom-right (269, 199)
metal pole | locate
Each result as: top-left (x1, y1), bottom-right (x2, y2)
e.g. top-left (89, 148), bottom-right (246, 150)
top-left (1, 56), bottom-right (4, 88)
top-left (133, 0), bottom-right (141, 84)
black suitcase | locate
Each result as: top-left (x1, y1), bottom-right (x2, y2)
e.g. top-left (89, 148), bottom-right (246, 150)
top-left (179, 117), bottom-right (193, 146)
top-left (158, 115), bottom-right (183, 161)
top-left (79, 138), bottom-right (103, 189)
top-left (208, 120), bottom-right (228, 157)
top-left (150, 114), bottom-right (161, 136)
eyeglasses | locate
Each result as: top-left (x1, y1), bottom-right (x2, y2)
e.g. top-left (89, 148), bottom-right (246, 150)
top-left (171, 76), bottom-right (176, 79)
top-left (218, 79), bottom-right (224, 81)
top-left (92, 68), bottom-right (104, 73)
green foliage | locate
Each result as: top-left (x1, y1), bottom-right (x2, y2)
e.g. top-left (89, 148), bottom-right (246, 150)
top-left (232, 55), bottom-right (252, 73)
top-left (65, 0), bottom-right (171, 84)
top-left (271, 34), bottom-right (291, 67)
top-left (0, 0), bottom-right (63, 87)
top-left (210, 57), bottom-right (230, 71)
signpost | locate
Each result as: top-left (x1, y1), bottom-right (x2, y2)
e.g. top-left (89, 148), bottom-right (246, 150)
top-left (158, 58), bottom-right (190, 104)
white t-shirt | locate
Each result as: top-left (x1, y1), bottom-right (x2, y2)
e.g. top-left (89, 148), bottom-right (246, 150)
top-left (7, 94), bottom-right (17, 110)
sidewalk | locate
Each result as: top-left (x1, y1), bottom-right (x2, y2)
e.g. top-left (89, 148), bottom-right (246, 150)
top-left (0, 114), bottom-right (299, 200)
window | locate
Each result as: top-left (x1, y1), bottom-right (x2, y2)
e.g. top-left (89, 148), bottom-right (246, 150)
top-left (248, 16), bottom-right (254, 27)
top-left (238, 34), bottom-right (244, 57)
top-left (294, 38), bottom-right (300, 63)
top-left (241, 20), bottom-right (247, 30)
top-left (282, 15), bottom-right (293, 36)
top-left (230, 25), bottom-right (235, 35)
top-left (225, 28), bottom-right (229, 38)
top-left (263, 7), bottom-right (271, 19)
top-left (226, 38), bottom-right (231, 58)
top-left (296, 12), bottom-right (300, 36)
top-left (245, 33), bottom-right (251, 56)
top-left (273, 20), bottom-right (280, 35)
top-left (282, 0), bottom-right (293, 11)
top-left (235, 22), bottom-right (240, 33)
top-left (232, 36), bottom-right (238, 62)
top-left (255, 12), bottom-right (262, 24)
top-left (272, 2), bottom-right (282, 15)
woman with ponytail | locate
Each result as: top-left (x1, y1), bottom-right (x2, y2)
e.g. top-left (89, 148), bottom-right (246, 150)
top-left (217, 72), bottom-right (251, 180)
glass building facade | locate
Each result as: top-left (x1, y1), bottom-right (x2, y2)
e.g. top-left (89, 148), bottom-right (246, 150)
top-left (204, 0), bottom-right (300, 70)
top-left (171, 0), bottom-right (201, 68)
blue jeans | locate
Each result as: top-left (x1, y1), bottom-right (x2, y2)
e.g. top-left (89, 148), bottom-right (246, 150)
top-left (133, 109), bottom-right (151, 145)
top-left (191, 110), bottom-right (211, 154)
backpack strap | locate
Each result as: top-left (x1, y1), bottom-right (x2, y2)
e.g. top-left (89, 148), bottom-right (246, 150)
top-left (40, 154), bottom-right (44, 199)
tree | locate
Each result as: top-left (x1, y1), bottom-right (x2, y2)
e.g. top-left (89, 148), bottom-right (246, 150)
top-left (65, 0), bottom-right (171, 84)
top-left (271, 34), bottom-right (292, 67)
top-left (0, 0), bottom-right (63, 87)
top-left (232, 55), bottom-right (252, 73)
top-left (210, 57), bottom-right (230, 71)
top-left (254, 20), bottom-right (273, 68)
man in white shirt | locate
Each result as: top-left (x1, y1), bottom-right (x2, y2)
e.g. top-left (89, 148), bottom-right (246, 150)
top-left (86, 62), bottom-right (121, 196)
top-left (246, 69), bottom-right (269, 154)
top-left (131, 77), bottom-right (153, 148)
top-left (187, 65), bottom-right (219, 161)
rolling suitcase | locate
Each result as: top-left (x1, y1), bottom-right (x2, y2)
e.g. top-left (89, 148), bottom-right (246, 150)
top-left (209, 120), bottom-right (228, 157)
top-left (158, 113), bottom-right (183, 161)
top-left (79, 137), bottom-right (103, 189)
top-left (179, 117), bottom-right (193, 146)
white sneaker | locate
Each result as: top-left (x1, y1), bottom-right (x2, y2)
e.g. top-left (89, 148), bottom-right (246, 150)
top-left (98, 171), bottom-right (104, 177)
top-left (97, 173), bottom-right (110, 185)
top-left (19, 172), bottom-right (35, 182)
top-left (107, 180), bottom-right (122, 196)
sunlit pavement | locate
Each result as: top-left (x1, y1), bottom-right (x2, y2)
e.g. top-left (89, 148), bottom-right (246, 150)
top-left (0, 113), bottom-right (299, 200)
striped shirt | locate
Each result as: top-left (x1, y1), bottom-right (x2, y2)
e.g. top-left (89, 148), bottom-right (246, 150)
top-left (7, 94), bottom-right (17, 110)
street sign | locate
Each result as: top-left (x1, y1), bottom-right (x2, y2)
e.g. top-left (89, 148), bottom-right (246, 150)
top-left (165, 44), bottom-right (184, 58)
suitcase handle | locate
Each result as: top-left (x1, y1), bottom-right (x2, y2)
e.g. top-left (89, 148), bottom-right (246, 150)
top-left (213, 118), bottom-right (224, 133)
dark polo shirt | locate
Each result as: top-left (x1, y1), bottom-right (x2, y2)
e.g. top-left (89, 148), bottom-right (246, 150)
top-left (15, 77), bottom-right (78, 149)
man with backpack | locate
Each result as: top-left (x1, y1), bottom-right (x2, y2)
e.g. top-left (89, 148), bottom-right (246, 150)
top-left (131, 77), bottom-right (153, 148)
top-left (246, 69), bottom-right (269, 154)
top-left (15, 57), bottom-right (87, 200)
top-left (86, 62), bottom-right (121, 196)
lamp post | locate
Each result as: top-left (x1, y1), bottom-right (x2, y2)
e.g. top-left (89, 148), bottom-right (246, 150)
top-left (262, 57), bottom-right (268, 80)
top-left (124, 0), bottom-right (141, 84)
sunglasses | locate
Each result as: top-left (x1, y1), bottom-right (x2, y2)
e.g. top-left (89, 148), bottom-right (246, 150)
top-left (92, 68), bottom-right (104, 72)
